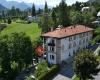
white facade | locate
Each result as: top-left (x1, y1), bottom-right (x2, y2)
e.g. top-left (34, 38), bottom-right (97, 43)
top-left (43, 27), bottom-right (93, 64)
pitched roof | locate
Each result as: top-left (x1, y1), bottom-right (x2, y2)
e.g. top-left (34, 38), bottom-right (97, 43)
top-left (42, 25), bottom-right (94, 38)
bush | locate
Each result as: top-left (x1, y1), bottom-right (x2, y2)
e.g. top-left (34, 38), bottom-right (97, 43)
top-left (8, 18), bottom-right (12, 24)
top-left (35, 61), bottom-right (48, 78)
top-left (37, 65), bottom-right (60, 80)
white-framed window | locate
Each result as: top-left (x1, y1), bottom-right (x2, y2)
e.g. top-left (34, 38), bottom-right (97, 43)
top-left (50, 46), bottom-right (54, 52)
top-left (50, 55), bottom-right (54, 60)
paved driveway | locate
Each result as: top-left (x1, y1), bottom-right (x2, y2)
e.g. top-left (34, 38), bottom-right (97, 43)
top-left (93, 72), bottom-right (100, 80)
top-left (53, 61), bottom-right (74, 80)
top-left (93, 64), bottom-right (100, 80)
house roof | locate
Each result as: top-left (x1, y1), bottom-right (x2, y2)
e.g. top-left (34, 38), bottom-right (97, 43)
top-left (42, 25), bottom-right (94, 38)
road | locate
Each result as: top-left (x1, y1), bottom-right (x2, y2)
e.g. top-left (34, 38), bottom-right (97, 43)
top-left (15, 66), bottom-right (35, 80)
top-left (53, 60), bottom-right (74, 80)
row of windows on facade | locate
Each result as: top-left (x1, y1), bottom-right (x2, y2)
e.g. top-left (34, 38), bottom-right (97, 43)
top-left (68, 38), bottom-right (90, 49)
top-left (49, 44), bottom-right (87, 61)
top-left (48, 37), bottom-right (90, 52)
top-left (67, 32), bottom-right (92, 41)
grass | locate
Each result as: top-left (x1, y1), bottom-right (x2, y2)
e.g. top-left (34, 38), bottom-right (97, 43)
top-left (0, 22), bottom-right (41, 41)
top-left (73, 76), bottom-right (79, 80)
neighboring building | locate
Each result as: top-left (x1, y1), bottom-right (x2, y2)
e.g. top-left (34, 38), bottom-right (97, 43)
top-left (81, 7), bottom-right (90, 13)
top-left (42, 25), bottom-right (94, 64)
top-left (81, 6), bottom-right (95, 14)
top-left (27, 16), bottom-right (39, 22)
top-left (97, 11), bottom-right (100, 18)
top-left (92, 11), bottom-right (100, 25)
top-left (87, 43), bottom-right (100, 56)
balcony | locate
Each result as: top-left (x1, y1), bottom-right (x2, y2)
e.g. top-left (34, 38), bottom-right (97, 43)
top-left (48, 42), bottom-right (55, 46)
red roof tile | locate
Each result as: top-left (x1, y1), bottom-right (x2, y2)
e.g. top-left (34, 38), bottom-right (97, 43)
top-left (42, 25), bottom-right (94, 38)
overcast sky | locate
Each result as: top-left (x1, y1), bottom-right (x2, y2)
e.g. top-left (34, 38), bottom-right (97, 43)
top-left (7, 0), bottom-right (89, 6)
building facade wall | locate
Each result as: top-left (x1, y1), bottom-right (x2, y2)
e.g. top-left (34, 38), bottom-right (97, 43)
top-left (60, 31), bottom-right (93, 62)
top-left (44, 31), bottom-right (93, 64)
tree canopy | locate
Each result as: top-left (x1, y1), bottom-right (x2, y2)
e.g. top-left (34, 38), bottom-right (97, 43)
top-left (74, 50), bottom-right (100, 80)
top-left (58, 0), bottom-right (70, 27)
top-left (0, 32), bottom-right (33, 80)
top-left (32, 3), bottom-right (36, 16)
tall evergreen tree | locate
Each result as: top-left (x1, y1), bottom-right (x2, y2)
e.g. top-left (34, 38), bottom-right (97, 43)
top-left (51, 9), bottom-right (57, 29)
top-left (44, 1), bottom-right (48, 13)
top-left (37, 8), bottom-right (42, 15)
top-left (10, 6), bottom-right (16, 17)
top-left (58, 0), bottom-right (70, 27)
top-left (32, 3), bottom-right (36, 16)
top-left (40, 1), bottom-right (50, 33)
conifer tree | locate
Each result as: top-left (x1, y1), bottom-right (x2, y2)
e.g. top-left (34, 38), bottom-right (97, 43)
top-left (32, 3), bottom-right (36, 16)
top-left (58, 0), bottom-right (70, 27)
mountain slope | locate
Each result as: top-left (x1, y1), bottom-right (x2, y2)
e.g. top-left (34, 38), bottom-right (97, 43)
top-left (89, 0), bottom-right (100, 3)
top-left (27, 3), bottom-right (52, 10)
top-left (0, 0), bottom-right (52, 10)
top-left (0, 4), bottom-right (6, 11)
top-left (0, 0), bottom-right (29, 10)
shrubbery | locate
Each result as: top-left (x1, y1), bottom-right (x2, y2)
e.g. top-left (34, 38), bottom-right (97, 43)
top-left (38, 65), bottom-right (60, 80)
top-left (35, 61), bottom-right (60, 80)
top-left (8, 18), bottom-right (12, 24)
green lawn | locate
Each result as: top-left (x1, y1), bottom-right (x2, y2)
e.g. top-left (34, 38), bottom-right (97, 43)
top-left (0, 22), bottom-right (41, 41)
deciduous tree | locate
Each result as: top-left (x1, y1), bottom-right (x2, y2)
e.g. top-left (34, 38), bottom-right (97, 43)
top-left (74, 50), bottom-right (100, 80)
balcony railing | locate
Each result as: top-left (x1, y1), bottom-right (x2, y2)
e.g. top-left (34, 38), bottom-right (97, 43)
top-left (48, 42), bottom-right (55, 46)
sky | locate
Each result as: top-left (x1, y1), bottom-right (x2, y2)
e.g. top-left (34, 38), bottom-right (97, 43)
top-left (7, 0), bottom-right (89, 6)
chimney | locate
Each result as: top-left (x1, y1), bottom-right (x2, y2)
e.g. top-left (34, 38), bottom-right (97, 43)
top-left (65, 30), bottom-right (66, 32)
top-left (74, 25), bottom-right (76, 28)
top-left (56, 25), bottom-right (63, 30)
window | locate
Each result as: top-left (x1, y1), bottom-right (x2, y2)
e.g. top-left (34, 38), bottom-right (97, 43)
top-left (79, 40), bottom-right (81, 45)
top-left (51, 40), bottom-right (54, 44)
top-left (69, 52), bottom-right (71, 56)
top-left (69, 36), bottom-right (73, 41)
top-left (73, 42), bottom-right (76, 47)
top-left (50, 55), bottom-right (54, 60)
top-left (79, 34), bottom-right (82, 38)
top-left (87, 32), bottom-right (88, 36)
top-left (69, 43), bottom-right (71, 49)
top-left (50, 46), bottom-right (54, 51)
top-left (74, 36), bottom-right (76, 40)
top-left (86, 38), bottom-right (88, 42)
top-left (83, 33), bottom-right (85, 37)
top-left (83, 39), bottom-right (85, 43)
top-left (48, 39), bottom-right (55, 46)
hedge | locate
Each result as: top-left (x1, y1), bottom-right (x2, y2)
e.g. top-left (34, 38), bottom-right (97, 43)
top-left (37, 65), bottom-right (60, 80)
